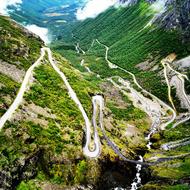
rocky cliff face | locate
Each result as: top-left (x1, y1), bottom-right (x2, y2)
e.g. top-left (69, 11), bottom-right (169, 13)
top-left (120, 0), bottom-right (190, 40)
top-left (158, 0), bottom-right (190, 42)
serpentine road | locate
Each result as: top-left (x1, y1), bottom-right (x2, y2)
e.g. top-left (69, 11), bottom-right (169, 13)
top-left (95, 39), bottom-right (176, 130)
top-left (0, 47), bottom-right (101, 158)
top-left (75, 41), bottom-right (185, 167)
top-left (46, 48), bottom-right (100, 158)
top-left (75, 43), bottom-right (85, 55)
top-left (94, 39), bottom-right (176, 189)
top-left (1, 42), bottom-right (189, 170)
top-left (162, 60), bottom-right (176, 111)
top-left (72, 39), bottom-right (190, 189)
top-left (162, 58), bottom-right (190, 128)
top-left (0, 46), bottom-right (158, 164)
top-left (75, 40), bottom-right (190, 167)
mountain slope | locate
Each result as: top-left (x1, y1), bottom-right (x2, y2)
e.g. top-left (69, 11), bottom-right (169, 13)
top-left (1, 1), bottom-right (190, 190)
top-left (0, 15), bottom-right (43, 117)
top-left (71, 1), bottom-right (189, 65)
top-left (51, 1), bottom-right (190, 189)
top-left (0, 15), bottom-right (152, 190)
top-left (52, 1), bottom-right (190, 103)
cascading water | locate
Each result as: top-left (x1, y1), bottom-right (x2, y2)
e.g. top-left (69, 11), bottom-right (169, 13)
top-left (130, 118), bottom-right (159, 189)
top-left (74, 40), bottom-right (178, 190)
top-left (130, 156), bottom-right (143, 190)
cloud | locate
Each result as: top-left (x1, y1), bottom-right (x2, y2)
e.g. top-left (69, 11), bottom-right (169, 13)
top-left (144, 0), bottom-right (167, 28)
top-left (0, 0), bottom-right (22, 15)
top-left (26, 25), bottom-right (50, 44)
top-left (76, 0), bottom-right (117, 20)
top-left (151, 0), bottom-right (167, 13)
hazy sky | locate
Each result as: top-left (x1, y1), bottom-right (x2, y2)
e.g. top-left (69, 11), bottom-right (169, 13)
top-left (76, 0), bottom-right (117, 20)
top-left (0, 0), bottom-right (22, 15)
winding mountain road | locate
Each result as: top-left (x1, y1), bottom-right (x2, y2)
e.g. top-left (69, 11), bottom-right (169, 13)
top-left (75, 40), bottom-right (186, 168)
top-left (0, 47), bottom-right (101, 158)
top-left (1, 40), bottom-right (190, 170)
top-left (162, 58), bottom-right (190, 128)
top-left (45, 48), bottom-right (100, 158)
top-left (75, 43), bottom-right (80, 54)
top-left (0, 48), bottom-right (45, 130)
top-left (162, 61), bottom-right (176, 111)
top-left (92, 94), bottom-right (152, 165)
top-left (96, 39), bottom-right (176, 131)
top-left (75, 43), bottom-right (85, 55)
top-left (173, 114), bottom-right (190, 128)
top-left (94, 39), bottom-right (177, 189)
top-left (161, 137), bottom-right (190, 150)
top-left (67, 39), bottom-right (190, 167)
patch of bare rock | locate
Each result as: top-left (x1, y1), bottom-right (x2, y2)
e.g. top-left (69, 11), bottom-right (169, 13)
top-left (0, 60), bottom-right (25, 83)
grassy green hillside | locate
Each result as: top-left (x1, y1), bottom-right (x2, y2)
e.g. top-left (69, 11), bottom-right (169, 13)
top-left (0, 16), bottom-right (42, 117)
top-left (0, 16), bottom-right (43, 69)
top-left (71, 2), bottom-right (190, 65)
top-left (52, 1), bottom-right (190, 103)
top-left (0, 50), bottom-right (150, 190)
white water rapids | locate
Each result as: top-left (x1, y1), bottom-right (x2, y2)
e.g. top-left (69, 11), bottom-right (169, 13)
top-left (131, 156), bottom-right (144, 190)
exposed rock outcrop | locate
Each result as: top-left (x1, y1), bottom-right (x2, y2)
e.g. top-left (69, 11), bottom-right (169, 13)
top-left (0, 150), bottom-right (43, 190)
top-left (0, 60), bottom-right (25, 83)
top-left (119, 0), bottom-right (190, 40)
top-left (158, 0), bottom-right (190, 41)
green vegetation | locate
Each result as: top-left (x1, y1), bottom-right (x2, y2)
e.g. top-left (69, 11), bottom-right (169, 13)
top-left (74, 160), bottom-right (88, 183)
top-left (0, 53), bottom-right (145, 188)
top-left (1, 1), bottom-right (190, 189)
top-left (0, 74), bottom-right (19, 116)
top-left (166, 184), bottom-right (190, 190)
top-left (163, 124), bottom-right (190, 141)
top-left (70, 2), bottom-right (190, 67)
top-left (0, 57), bottom-right (91, 187)
top-left (0, 15), bottom-right (43, 117)
top-left (17, 181), bottom-right (41, 190)
top-left (50, 1), bottom-right (190, 189)
top-left (144, 121), bottom-right (190, 188)
top-left (108, 102), bottom-right (146, 121)
top-left (142, 184), bottom-right (190, 190)
top-left (52, 1), bottom-right (190, 104)
top-left (0, 16), bottom-right (42, 70)
top-left (185, 71), bottom-right (190, 94)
